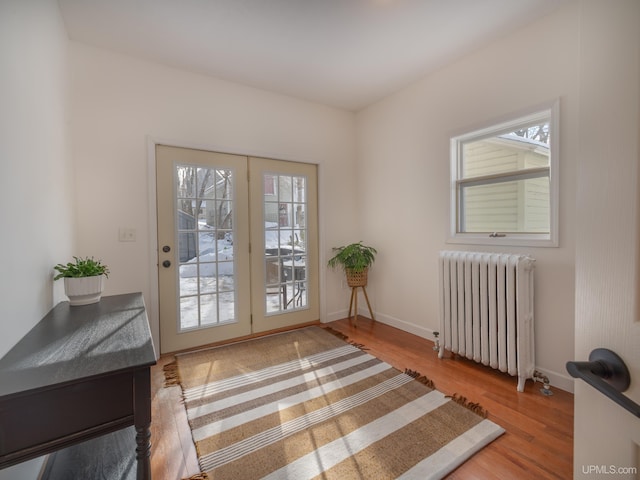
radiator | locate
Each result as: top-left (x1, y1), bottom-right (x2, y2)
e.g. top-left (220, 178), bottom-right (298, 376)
top-left (438, 251), bottom-right (535, 392)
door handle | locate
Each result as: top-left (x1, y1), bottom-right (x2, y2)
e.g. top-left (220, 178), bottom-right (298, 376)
top-left (566, 348), bottom-right (640, 418)
top-left (162, 260), bottom-right (171, 268)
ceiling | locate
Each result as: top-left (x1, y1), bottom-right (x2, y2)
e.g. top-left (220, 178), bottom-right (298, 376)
top-left (57, 0), bottom-right (568, 111)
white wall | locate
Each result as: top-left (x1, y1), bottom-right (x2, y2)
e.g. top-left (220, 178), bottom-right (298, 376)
top-left (0, 0), bottom-right (74, 477)
top-left (355, 3), bottom-right (580, 391)
top-left (69, 43), bottom-right (359, 350)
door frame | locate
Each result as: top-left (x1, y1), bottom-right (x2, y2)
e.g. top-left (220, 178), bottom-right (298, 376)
top-left (146, 137), bottom-right (327, 354)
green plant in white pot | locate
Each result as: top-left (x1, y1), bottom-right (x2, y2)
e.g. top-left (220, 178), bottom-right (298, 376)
top-left (54, 256), bottom-right (110, 306)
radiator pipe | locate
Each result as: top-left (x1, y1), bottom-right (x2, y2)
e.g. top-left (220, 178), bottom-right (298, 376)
top-left (533, 371), bottom-right (553, 396)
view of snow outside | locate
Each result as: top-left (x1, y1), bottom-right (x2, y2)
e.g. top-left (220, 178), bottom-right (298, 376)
top-left (178, 221), bottom-right (307, 331)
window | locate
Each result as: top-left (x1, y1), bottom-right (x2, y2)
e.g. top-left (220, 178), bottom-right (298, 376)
top-left (449, 101), bottom-right (559, 247)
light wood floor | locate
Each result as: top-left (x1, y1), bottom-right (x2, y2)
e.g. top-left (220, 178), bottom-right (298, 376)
top-left (150, 318), bottom-right (574, 479)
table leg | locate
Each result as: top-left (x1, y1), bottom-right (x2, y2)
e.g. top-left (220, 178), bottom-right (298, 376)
top-left (134, 369), bottom-right (152, 480)
top-left (282, 283), bottom-right (288, 309)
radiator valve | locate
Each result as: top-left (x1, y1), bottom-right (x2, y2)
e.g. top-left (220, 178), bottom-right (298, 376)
top-left (533, 370), bottom-right (553, 396)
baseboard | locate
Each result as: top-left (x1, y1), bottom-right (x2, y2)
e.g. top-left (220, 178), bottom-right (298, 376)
top-left (323, 309), bottom-right (349, 323)
top-left (372, 312), bottom-right (435, 340)
top-left (325, 309), bottom-right (437, 340)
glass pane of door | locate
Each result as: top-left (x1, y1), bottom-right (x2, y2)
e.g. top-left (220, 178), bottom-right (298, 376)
top-left (264, 174), bottom-right (308, 314)
top-left (176, 166), bottom-right (236, 330)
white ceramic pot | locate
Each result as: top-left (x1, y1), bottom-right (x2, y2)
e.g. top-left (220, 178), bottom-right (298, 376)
top-left (64, 275), bottom-right (106, 306)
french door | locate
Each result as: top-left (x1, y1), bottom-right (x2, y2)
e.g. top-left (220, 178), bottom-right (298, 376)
top-left (156, 145), bottom-right (319, 353)
top-left (248, 157), bottom-right (319, 333)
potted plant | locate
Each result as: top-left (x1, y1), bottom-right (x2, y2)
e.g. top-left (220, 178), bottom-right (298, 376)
top-left (327, 241), bottom-right (377, 287)
top-left (54, 256), bottom-right (110, 306)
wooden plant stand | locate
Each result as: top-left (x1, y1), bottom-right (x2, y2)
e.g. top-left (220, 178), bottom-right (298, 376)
top-left (348, 285), bottom-right (375, 327)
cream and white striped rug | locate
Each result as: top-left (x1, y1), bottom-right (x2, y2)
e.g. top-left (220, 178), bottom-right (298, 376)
top-left (165, 326), bottom-right (504, 480)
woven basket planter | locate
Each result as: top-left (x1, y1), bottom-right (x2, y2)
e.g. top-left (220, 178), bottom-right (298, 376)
top-left (346, 268), bottom-right (368, 287)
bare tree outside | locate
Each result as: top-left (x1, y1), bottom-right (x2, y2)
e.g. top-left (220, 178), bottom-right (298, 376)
top-left (513, 123), bottom-right (550, 144)
top-left (177, 166), bottom-right (233, 238)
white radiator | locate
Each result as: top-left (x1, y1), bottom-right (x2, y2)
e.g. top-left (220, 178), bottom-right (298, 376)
top-left (438, 251), bottom-right (535, 392)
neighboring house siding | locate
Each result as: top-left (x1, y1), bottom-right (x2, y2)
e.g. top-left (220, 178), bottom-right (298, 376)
top-left (462, 137), bottom-right (550, 233)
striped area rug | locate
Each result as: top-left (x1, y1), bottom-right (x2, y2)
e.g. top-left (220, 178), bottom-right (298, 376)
top-left (166, 326), bottom-right (504, 480)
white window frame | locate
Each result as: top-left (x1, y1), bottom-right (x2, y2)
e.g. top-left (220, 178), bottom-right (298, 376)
top-left (448, 100), bottom-right (560, 247)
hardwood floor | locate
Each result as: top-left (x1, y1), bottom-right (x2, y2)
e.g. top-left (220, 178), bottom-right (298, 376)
top-left (149, 318), bottom-right (574, 479)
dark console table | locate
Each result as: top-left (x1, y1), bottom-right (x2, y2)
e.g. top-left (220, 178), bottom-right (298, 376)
top-left (0, 293), bottom-right (157, 479)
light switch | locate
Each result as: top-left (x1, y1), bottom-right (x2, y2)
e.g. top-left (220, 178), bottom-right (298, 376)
top-left (119, 227), bottom-right (136, 242)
